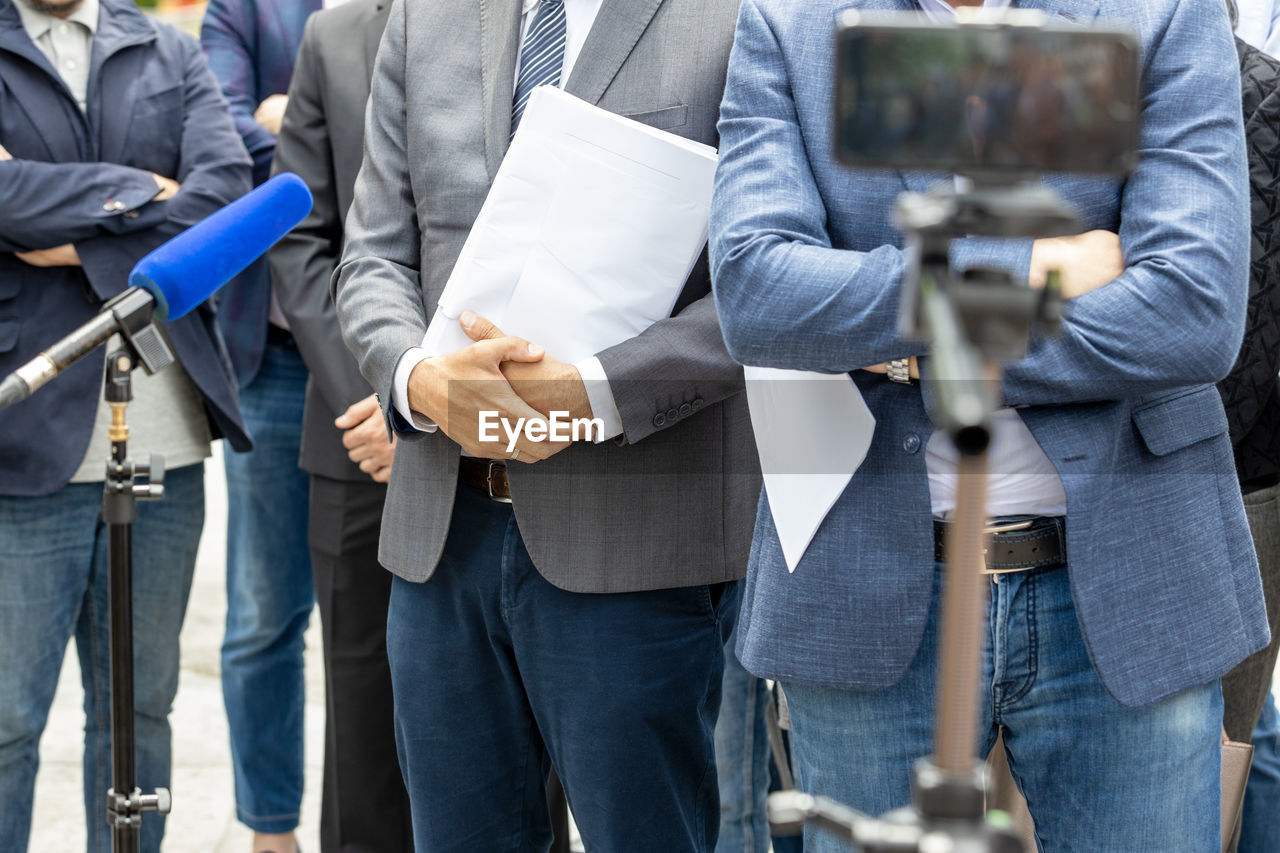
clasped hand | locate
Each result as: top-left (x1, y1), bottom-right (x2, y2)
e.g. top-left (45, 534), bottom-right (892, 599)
top-left (405, 311), bottom-right (593, 462)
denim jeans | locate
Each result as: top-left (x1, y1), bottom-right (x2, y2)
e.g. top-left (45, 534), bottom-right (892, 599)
top-left (0, 464), bottom-right (204, 853)
top-left (1239, 690), bottom-right (1280, 853)
top-left (221, 338), bottom-right (314, 833)
top-left (784, 563), bottom-right (1223, 853)
top-left (715, 615), bottom-right (771, 853)
top-left (387, 482), bottom-right (734, 852)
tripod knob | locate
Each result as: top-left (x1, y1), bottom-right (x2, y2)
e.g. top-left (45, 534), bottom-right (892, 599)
top-left (137, 787), bottom-right (172, 815)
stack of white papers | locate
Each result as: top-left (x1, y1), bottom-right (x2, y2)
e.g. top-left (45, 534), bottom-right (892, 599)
top-left (421, 86), bottom-right (719, 363)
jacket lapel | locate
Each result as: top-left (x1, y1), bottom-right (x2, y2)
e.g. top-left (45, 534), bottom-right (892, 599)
top-left (0, 2), bottom-right (86, 159)
top-left (479, 0), bottom-right (522, 179)
top-left (563, 0), bottom-right (663, 106)
top-left (89, 0), bottom-right (154, 163)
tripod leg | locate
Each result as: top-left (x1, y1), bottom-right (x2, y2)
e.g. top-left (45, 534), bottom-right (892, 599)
top-left (107, 520), bottom-right (140, 853)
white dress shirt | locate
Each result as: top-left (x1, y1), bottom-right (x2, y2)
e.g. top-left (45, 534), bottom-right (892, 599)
top-left (391, 0), bottom-right (622, 440)
top-left (914, 0), bottom-right (1069, 519)
top-left (1236, 0), bottom-right (1280, 57)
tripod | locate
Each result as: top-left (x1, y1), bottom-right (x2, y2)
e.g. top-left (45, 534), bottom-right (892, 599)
top-left (95, 294), bottom-right (179, 852)
top-left (767, 181), bottom-right (1076, 852)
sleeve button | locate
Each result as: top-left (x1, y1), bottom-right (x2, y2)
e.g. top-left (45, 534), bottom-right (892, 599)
top-left (691, 397), bottom-right (705, 411)
top-left (679, 402), bottom-right (692, 417)
top-left (653, 412), bottom-right (667, 428)
top-left (666, 407), bottom-right (679, 422)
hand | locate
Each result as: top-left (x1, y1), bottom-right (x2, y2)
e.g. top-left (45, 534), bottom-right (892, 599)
top-left (406, 315), bottom-right (559, 461)
top-left (460, 312), bottom-right (593, 423)
top-left (335, 394), bottom-right (397, 483)
top-left (152, 173), bottom-right (180, 201)
top-left (254, 94), bottom-right (289, 137)
top-left (0, 143), bottom-right (11, 161)
top-left (16, 244), bottom-right (81, 267)
top-left (1029, 229), bottom-right (1123, 299)
top-left (861, 357), bottom-right (920, 379)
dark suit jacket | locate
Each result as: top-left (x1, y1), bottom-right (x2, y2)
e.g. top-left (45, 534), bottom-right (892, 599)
top-left (269, 0), bottom-right (389, 481)
top-left (0, 0), bottom-right (252, 496)
top-left (1220, 37), bottom-right (1280, 493)
top-left (200, 0), bottom-right (320, 386)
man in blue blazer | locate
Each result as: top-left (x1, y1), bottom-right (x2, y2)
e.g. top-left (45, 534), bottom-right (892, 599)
top-left (200, 2), bottom-right (318, 849)
top-left (710, 0), bottom-right (1270, 850)
top-left (0, 0), bottom-right (252, 848)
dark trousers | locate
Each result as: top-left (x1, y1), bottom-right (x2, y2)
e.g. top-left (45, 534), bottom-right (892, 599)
top-left (1222, 480), bottom-right (1280, 743)
top-left (387, 482), bottom-right (735, 852)
top-left (309, 474), bottom-right (413, 852)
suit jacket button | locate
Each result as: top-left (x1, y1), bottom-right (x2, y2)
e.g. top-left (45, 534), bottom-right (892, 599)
top-left (679, 402), bottom-right (692, 418)
top-left (903, 433), bottom-right (921, 454)
top-left (666, 407), bottom-right (679, 421)
top-left (691, 397), bottom-right (705, 411)
top-left (653, 412), bottom-right (667, 428)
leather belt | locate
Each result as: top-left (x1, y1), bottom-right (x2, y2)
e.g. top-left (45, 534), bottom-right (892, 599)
top-left (933, 516), bottom-right (1066, 580)
top-left (459, 457), bottom-right (512, 503)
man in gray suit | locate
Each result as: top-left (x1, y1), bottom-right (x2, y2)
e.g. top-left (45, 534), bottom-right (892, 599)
top-left (333, 0), bottom-right (757, 848)
top-left (267, 2), bottom-right (412, 850)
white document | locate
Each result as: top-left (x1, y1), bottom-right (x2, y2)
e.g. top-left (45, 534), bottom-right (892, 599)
top-left (422, 87), bottom-right (719, 363)
top-left (744, 367), bottom-right (876, 572)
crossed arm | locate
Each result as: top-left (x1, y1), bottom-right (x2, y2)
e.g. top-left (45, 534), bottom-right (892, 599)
top-left (1, 40), bottom-right (252, 294)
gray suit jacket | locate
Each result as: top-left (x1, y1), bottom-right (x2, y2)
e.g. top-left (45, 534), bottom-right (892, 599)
top-left (270, 0), bottom-right (390, 482)
top-left (334, 0), bottom-right (759, 591)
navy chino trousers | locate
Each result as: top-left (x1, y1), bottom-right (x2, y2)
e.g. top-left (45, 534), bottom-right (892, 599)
top-left (387, 481), bottom-right (736, 852)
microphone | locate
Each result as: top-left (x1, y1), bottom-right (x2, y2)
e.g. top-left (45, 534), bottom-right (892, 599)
top-left (0, 173), bottom-right (313, 409)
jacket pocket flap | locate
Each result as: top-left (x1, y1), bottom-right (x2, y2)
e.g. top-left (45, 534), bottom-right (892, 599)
top-left (1131, 385), bottom-right (1229, 456)
top-left (619, 104), bottom-right (689, 132)
top-left (0, 319), bottom-right (18, 354)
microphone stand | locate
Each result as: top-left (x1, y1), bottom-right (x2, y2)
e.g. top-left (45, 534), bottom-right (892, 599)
top-left (99, 331), bottom-right (176, 852)
top-left (768, 181), bottom-right (1075, 852)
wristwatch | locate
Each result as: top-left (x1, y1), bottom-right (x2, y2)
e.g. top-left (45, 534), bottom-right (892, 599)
top-left (887, 358), bottom-right (913, 384)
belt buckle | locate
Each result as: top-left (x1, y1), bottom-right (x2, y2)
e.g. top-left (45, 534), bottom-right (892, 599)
top-left (981, 519), bottom-right (1035, 581)
top-left (486, 460), bottom-right (512, 504)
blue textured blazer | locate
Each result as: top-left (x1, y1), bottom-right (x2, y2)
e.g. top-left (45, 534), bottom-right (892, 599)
top-left (200, 0), bottom-right (320, 385)
top-left (710, 0), bottom-right (1270, 708)
top-left (0, 0), bottom-right (252, 496)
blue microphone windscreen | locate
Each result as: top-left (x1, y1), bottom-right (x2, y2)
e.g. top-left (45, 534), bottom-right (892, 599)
top-left (129, 173), bottom-right (313, 320)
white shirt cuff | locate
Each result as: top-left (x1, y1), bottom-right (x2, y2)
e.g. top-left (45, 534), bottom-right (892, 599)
top-left (573, 356), bottom-right (624, 442)
top-left (391, 346), bottom-right (439, 433)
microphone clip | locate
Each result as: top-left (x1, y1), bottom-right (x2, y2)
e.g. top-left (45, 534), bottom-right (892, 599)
top-left (104, 288), bottom-right (176, 377)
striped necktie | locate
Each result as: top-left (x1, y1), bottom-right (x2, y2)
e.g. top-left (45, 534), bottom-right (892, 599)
top-left (511, 0), bottom-right (567, 137)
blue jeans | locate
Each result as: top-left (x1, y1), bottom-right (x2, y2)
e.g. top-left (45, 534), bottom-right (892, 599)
top-left (222, 338), bottom-right (313, 833)
top-left (715, 615), bottom-right (772, 853)
top-left (0, 464), bottom-right (204, 853)
top-left (783, 563), bottom-right (1223, 853)
top-left (387, 482), bottom-right (734, 852)
top-left (1239, 690), bottom-right (1280, 853)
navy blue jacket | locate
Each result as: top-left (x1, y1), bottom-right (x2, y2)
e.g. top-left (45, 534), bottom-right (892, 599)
top-left (200, 0), bottom-right (320, 386)
top-left (0, 0), bottom-right (253, 496)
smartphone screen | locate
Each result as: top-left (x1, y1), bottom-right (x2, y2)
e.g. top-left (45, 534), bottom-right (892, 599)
top-left (835, 16), bottom-right (1140, 176)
